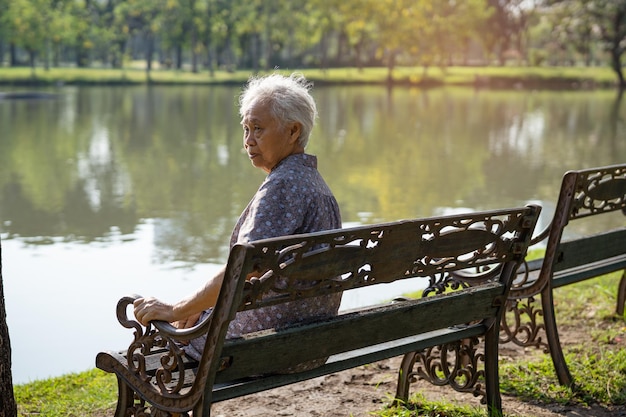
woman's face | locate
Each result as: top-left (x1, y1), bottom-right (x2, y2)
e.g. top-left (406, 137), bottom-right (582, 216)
top-left (241, 101), bottom-right (303, 173)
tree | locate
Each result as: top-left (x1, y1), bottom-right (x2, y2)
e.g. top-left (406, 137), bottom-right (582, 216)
top-left (584, 0), bottom-right (626, 87)
top-left (0, 238), bottom-right (17, 417)
top-left (114, 0), bottom-right (166, 76)
top-left (482, 0), bottom-right (533, 65)
top-left (0, 0), bottom-right (8, 64)
top-left (3, 0), bottom-right (49, 71)
top-left (368, 0), bottom-right (435, 83)
top-left (542, 2), bottom-right (594, 65)
top-left (336, 0), bottom-right (380, 70)
top-left (546, 0), bottom-right (626, 87)
top-left (413, 0), bottom-right (492, 70)
top-left (158, 0), bottom-right (198, 71)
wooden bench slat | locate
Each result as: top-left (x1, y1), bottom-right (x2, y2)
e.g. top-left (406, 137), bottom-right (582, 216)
top-left (211, 324), bottom-right (486, 402)
top-left (554, 229), bottom-right (626, 273)
top-left (553, 254), bottom-right (626, 288)
top-left (216, 283), bottom-right (502, 381)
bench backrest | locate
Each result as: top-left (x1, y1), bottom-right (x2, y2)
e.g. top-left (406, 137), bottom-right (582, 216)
top-left (511, 163), bottom-right (626, 298)
top-left (199, 207), bottom-right (539, 392)
top-left (128, 205), bottom-right (540, 409)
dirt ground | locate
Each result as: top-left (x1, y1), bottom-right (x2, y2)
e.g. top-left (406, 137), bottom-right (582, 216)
top-left (211, 326), bottom-right (626, 417)
top-left (211, 358), bottom-right (620, 417)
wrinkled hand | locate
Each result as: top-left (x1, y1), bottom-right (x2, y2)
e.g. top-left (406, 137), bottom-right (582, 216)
top-left (173, 312), bottom-right (202, 330)
top-left (133, 297), bottom-right (176, 326)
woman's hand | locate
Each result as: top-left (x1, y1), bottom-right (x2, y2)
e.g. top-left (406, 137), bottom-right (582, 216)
top-left (133, 297), bottom-right (176, 326)
top-left (173, 312), bottom-right (202, 329)
top-left (132, 266), bottom-right (226, 327)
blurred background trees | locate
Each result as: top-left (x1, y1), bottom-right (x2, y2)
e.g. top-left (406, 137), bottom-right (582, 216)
top-left (0, 0), bottom-right (624, 85)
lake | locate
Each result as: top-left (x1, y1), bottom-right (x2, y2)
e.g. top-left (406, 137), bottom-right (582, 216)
top-left (1, 84), bottom-right (625, 384)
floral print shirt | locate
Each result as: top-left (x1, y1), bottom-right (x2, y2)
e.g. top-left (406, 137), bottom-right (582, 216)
top-left (185, 153), bottom-right (342, 361)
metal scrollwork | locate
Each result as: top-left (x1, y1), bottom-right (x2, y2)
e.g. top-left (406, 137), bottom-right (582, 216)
top-left (570, 165), bottom-right (626, 220)
top-left (240, 208), bottom-right (533, 310)
top-left (423, 272), bottom-right (469, 297)
top-left (403, 337), bottom-right (486, 401)
top-left (500, 298), bottom-right (547, 351)
top-left (115, 297), bottom-right (191, 396)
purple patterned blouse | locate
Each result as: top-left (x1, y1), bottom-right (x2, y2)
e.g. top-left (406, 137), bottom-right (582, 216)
top-left (185, 153), bottom-right (342, 361)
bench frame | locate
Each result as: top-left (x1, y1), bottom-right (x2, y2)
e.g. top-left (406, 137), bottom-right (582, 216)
top-left (96, 205), bottom-right (540, 417)
top-left (501, 164), bottom-right (626, 387)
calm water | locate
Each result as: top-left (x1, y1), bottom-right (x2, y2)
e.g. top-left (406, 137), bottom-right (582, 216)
top-left (1, 85), bottom-right (625, 384)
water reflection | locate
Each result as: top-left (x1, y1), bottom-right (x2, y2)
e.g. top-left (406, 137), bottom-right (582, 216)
top-left (1, 85), bottom-right (625, 383)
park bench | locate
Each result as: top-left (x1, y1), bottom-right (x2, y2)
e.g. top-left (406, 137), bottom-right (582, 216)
top-left (499, 163), bottom-right (626, 387)
top-left (96, 205), bottom-right (540, 417)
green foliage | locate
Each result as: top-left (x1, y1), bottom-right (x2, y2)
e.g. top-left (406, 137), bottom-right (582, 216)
top-left (546, 1), bottom-right (626, 83)
top-left (500, 345), bottom-right (626, 406)
top-left (376, 393), bottom-right (485, 417)
top-left (14, 369), bottom-right (117, 417)
top-left (0, 65), bottom-right (617, 88)
top-left (0, 0), bottom-right (623, 85)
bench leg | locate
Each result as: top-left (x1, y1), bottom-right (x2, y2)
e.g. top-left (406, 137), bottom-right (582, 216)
top-left (394, 351), bottom-right (417, 406)
top-left (114, 377), bottom-right (135, 417)
top-left (541, 286), bottom-right (574, 387)
top-left (193, 396), bottom-right (210, 417)
top-left (616, 269), bottom-right (626, 317)
top-left (484, 323), bottom-right (503, 417)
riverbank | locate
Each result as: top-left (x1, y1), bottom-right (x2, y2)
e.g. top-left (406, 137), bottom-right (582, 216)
top-left (0, 65), bottom-right (620, 89)
top-left (12, 272), bottom-right (626, 416)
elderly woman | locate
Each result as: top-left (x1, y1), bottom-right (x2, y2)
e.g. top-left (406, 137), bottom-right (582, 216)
top-left (133, 73), bottom-right (342, 362)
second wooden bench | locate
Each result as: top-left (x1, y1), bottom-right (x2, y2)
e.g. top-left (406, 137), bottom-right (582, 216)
top-left (501, 163), bottom-right (626, 387)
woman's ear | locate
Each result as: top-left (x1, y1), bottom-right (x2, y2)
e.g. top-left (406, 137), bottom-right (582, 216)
top-left (289, 122), bottom-right (302, 143)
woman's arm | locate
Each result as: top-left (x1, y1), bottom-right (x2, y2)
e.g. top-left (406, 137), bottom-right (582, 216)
top-left (133, 265), bottom-right (226, 326)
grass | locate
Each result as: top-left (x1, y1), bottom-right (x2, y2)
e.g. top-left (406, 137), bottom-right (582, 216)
top-left (376, 393), bottom-right (486, 417)
top-left (0, 63), bottom-right (620, 88)
top-left (499, 270), bottom-right (626, 406)
top-left (14, 369), bottom-right (117, 417)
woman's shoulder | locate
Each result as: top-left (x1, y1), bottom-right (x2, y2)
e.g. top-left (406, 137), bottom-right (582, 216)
top-left (268, 154), bottom-right (318, 181)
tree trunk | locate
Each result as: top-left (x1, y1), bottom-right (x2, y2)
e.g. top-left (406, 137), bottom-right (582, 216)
top-left (386, 49), bottom-right (396, 85)
top-left (609, 10), bottom-right (626, 89)
top-left (145, 32), bottom-right (154, 80)
top-left (75, 35), bottom-right (89, 67)
top-left (111, 40), bottom-right (126, 69)
top-left (191, 30), bottom-right (198, 74)
top-left (205, 0), bottom-right (215, 76)
top-left (610, 46), bottom-right (625, 88)
top-left (29, 51), bottom-right (36, 78)
top-left (0, 238), bottom-right (18, 417)
top-left (10, 43), bottom-right (17, 67)
top-left (176, 45), bottom-right (183, 69)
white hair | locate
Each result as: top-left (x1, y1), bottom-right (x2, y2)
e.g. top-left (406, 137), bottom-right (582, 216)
top-left (239, 73), bottom-right (318, 148)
